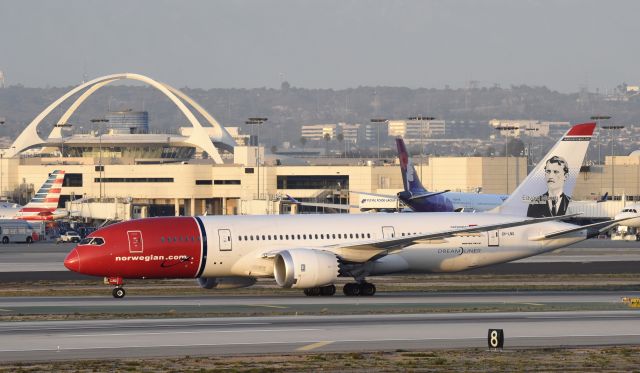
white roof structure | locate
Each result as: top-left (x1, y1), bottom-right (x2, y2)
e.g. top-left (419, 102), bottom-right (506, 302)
top-left (6, 73), bottom-right (236, 164)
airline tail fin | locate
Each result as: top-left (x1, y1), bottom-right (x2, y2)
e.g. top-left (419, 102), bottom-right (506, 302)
top-left (494, 123), bottom-right (596, 217)
top-left (21, 170), bottom-right (65, 211)
top-left (396, 138), bottom-right (427, 195)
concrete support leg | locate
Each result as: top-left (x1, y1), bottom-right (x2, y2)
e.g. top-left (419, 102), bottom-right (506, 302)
top-left (174, 198), bottom-right (180, 216)
top-left (190, 198), bottom-right (196, 217)
top-left (222, 198), bottom-right (227, 215)
top-left (200, 199), bottom-right (206, 216)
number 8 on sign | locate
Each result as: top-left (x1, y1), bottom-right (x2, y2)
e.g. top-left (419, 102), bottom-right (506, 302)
top-left (488, 329), bottom-right (504, 349)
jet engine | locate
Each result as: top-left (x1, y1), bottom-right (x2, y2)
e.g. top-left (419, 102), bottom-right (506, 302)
top-left (197, 276), bottom-right (257, 289)
top-left (274, 249), bottom-right (339, 288)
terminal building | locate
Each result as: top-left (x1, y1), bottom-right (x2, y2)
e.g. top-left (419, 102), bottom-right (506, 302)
top-left (0, 73), bottom-right (638, 222)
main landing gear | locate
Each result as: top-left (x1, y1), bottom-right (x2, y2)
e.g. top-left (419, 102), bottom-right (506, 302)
top-left (343, 282), bottom-right (376, 296)
top-left (303, 284), bottom-right (336, 296)
top-left (106, 276), bottom-right (126, 299)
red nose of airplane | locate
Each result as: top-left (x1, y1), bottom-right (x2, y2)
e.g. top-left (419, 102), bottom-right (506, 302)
top-left (64, 248), bottom-right (80, 272)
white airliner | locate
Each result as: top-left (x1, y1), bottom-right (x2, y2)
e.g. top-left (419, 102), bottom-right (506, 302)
top-left (65, 123), bottom-right (627, 298)
top-left (614, 204), bottom-right (640, 228)
top-left (0, 170), bottom-right (68, 221)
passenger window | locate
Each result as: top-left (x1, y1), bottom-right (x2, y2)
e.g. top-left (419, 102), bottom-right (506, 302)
top-left (250, 235), bottom-right (254, 241)
top-left (303, 234), bottom-right (307, 239)
top-left (321, 234), bottom-right (324, 239)
top-left (332, 234), bottom-right (336, 239)
top-left (160, 237), bottom-right (165, 243)
top-left (261, 235), bottom-right (265, 240)
top-left (315, 234), bottom-right (318, 239)
top-left (350, 234), bottom-right (353, 239)
top-left (297, 234), bottom-right (301, 239)
top-left (338, 234), bottom-right (342, 239)
top-left (268, 235), bottom-right (272, 240)
top-left (244, 235), bottom-right (248, 241)
top-left (286, 235), bottom-right (289, 240)
top-left (367, 233), bottom-right (371, 238)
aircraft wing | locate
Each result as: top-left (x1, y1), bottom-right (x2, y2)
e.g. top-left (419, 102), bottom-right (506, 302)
top-left (528, 216), bottom-right (634, 241)
top-left (326, 214), bottom-right (581, 262)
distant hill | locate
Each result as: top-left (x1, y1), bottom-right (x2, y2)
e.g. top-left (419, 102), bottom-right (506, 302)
top-left (1, 83), bottom-right (639, 148)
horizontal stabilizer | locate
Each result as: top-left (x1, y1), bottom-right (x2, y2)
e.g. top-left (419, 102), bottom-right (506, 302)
top-left (408, 190), bottom-right (450, 201)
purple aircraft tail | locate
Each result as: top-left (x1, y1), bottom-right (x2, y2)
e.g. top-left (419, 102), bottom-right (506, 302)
top-left (396, 138), bottom-right (427, 195)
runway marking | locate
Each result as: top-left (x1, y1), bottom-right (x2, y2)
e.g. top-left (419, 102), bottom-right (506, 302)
top-left (513, 302), bottom-right (545, 306)
top-left (250, 304), bottom-right (289, 309)
top-left (66, 328), bottom-right (320, 338)
top-left (296, 341), bottom-right (333, 351)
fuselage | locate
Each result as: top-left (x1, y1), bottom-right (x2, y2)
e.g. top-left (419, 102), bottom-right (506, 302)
top-left (66, 213), bottom-right (585, 280)
top-left (405, 192), bottom-right (508, 212)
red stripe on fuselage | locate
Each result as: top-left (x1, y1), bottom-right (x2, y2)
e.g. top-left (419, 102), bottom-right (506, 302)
top-left (74, 217), bottom-right (203, 279)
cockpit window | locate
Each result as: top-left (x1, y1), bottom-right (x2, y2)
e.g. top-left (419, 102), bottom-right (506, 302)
top-left (80, 237), bottom-right (105, 246)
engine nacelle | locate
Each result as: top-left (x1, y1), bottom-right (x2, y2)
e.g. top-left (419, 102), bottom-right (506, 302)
top-left (274, 249), bottom-right (339, 288)
top-left (197, 276), bottom-right (257, 289)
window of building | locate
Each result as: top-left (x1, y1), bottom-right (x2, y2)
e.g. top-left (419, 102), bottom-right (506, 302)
top-left (95, 165), bottom-right (104, 172)
top-left (245, 168), bottom-right (255, 174)
top-left (63, 173), bottom-right (83, 187)
top-left (214, 180), bottom-right (241, 185)
top-left (276, 175), bottom-right (349, 190)
top-left (195, 180), bottom-right (213, 185)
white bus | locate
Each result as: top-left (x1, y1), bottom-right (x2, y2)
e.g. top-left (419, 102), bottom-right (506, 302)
top-left (0, 220), bottom-right (36, 244)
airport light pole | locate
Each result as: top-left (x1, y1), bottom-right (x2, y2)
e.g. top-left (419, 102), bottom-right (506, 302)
top-left (370, 118), bottom-right (387, 159)
top-left (246, 117), bottom-right (268, 199)
top-left (408, 115), bottom-right (435, 183)
top-left (494, 126), bottom-right (518, 193)
top-left (91, 118), bottom-right (109, 201)
top-left (602, 124), bottom-right (624, 199)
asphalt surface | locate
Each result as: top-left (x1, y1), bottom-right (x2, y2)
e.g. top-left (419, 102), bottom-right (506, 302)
top-left (1, 239), bottom-right (639, 281)
top-left (0, 310), bottom-right (639, 361)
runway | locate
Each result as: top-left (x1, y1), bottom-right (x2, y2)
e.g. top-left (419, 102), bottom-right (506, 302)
top-left (1, 239), bottom-right (640, 282)
top-left (0, 310), bottom-right (639, 361)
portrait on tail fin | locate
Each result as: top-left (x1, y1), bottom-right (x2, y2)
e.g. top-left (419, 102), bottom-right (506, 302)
top-left (526, 155), bottom-right (571, 218)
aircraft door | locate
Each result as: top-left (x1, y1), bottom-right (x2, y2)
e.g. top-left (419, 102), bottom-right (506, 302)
top-left (382, 226), bottom-right (396, 238)
top-left (127, 231), bottom-right (143, 253)
top-left (218, 229), bottom-right (232, 251)
top-left (488, 230), bottom-right (499, 247)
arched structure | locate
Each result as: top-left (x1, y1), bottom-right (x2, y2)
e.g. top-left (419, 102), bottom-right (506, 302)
top-left (8, 73), bottom-right (236, 163)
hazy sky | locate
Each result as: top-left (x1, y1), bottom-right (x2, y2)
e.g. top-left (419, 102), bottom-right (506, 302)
top-left (1, 0), bottom-right (638, 92)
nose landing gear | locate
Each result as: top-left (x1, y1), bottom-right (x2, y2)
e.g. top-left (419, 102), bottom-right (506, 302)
top-left (106, 276), bottom-right (126, 299)
top-left (112, 287), bottom-right (126, 298)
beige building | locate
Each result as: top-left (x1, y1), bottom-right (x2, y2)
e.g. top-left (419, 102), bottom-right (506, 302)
top-left (387, 119), bottom-right (446, 143)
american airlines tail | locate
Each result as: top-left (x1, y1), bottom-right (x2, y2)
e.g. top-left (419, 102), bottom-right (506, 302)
top-left (493, 122), bottom-right (596, 217)
top-left (396, 138), bottom-right (428, 195)
top-left (16, 170), bottom-right (65, 219)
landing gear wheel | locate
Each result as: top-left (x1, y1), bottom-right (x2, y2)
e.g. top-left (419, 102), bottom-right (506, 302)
top-left (343, 283), bottom-right (361, 296)
top-left (320, 284), bottom-right (336, 296)
top-left (112, 287), bottom-right (126, 299)
top-left (2, 237), bottom-right (8, 244)
top-left (360, 282), bottom-right (376, 296)
top-left (303, 287), bottom-right (321, 296)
